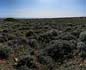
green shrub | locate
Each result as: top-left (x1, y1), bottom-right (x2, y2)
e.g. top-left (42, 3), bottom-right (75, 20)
top-left (0, 45), bottom-right (11, 60)
top-left (15, 56), bottom-right (37, 70)
top-left (79, 31), bottom-right (86, 42)
top-left (77, 42), bottom-right (86, 58)
top-left (16, 65), bottom-right (29, 70)
top-left (28, 39), bottom-right (40, 49)
top-left (42, 40), bottom-right (76, 62)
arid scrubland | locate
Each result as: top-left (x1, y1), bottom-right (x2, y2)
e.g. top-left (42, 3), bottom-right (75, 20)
top-left (0, 17), bottom-right (86, 70)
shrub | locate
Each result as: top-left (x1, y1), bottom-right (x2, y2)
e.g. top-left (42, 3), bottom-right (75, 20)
top-left (25, 31), bottom-right (34, 37)
top-left (42, 40), bottom-right (75, 62)
top-left (27, 39), bottom-right (40, 49)
top-left (0, 45), bottom-right (11, 60)
top-left (8, 38), bottom-right (27, 48)
top-left (64, 26), bottom-right (72, 32)
top-left (16, 65), bottom-right (29, 70)
top-left (77, 42), bottom-right (86, 49)
top-left (25, 30), bottom-right (37, 39)
top-left (38, 55), bottom-right (53, 65)
top-left (79, 31), bottom-right (86, 42)
top-left (57, 32), bottom-right (76, 40)
top-left (38, 29), bottom-right (58, 43)
top-left (71, 30), bottom-right (80, 38)
top-left (15, 56), bottom-right (37, 69)
top-left (77, 42), bottom-right (86, 58)
top-left (0, 34), bottom-right (7, 43)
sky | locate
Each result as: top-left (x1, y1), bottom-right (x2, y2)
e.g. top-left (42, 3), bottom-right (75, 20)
top-left (0, 0), bottom-right (85, 18)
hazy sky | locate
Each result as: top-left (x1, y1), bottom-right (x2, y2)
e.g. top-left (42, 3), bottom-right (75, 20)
top-left (0, 0), bottom-right (85, 18)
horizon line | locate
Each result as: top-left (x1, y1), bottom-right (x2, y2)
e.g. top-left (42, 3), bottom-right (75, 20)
top-left (0, 16), bottom-right (86, 19)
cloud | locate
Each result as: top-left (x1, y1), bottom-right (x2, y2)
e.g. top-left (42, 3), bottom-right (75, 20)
top-left (9, 9), bottom-right (84, 18)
